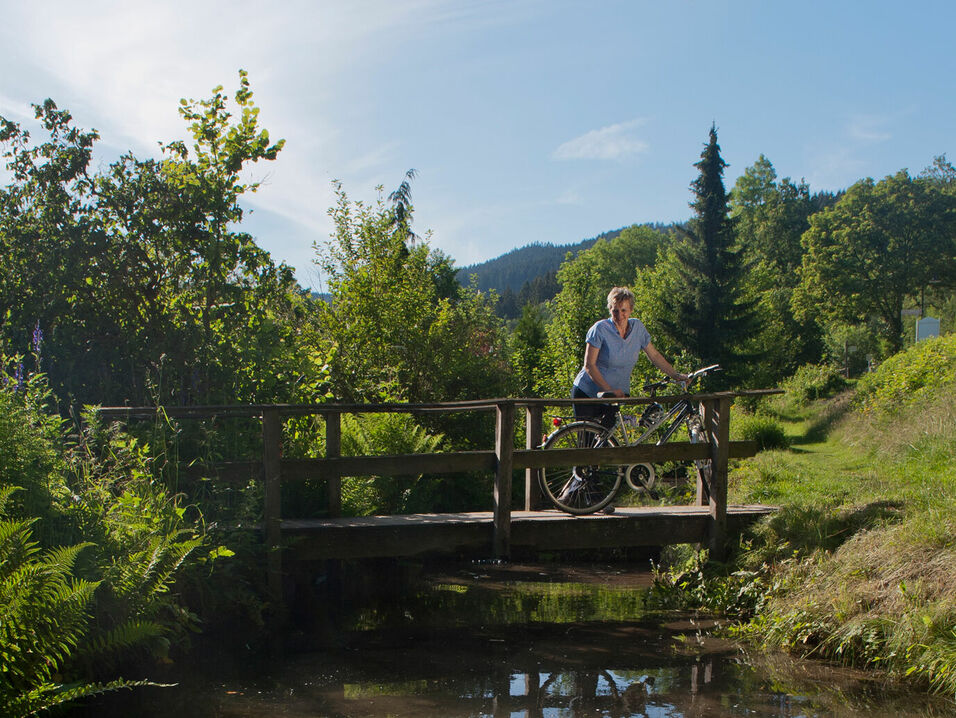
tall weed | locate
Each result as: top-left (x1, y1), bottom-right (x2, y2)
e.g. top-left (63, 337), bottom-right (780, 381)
top-left (0, 488), bottom-right (158, 717)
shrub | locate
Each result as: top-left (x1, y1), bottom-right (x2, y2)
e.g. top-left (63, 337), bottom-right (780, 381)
top-left (733, 414), bottom-right (789, 451)
top-left (854, 333), bottom-right (956, 414)
top-left (781, 364), bottom-right (849, 406)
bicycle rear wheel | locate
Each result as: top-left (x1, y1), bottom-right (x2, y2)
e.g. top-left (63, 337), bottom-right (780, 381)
top-left (539, 421), bottom-right (622, 514)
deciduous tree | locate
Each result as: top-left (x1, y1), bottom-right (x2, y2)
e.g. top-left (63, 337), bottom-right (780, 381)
top-left (731, 155), bottom-right (821, 381)
top-left (794, 170), bottom-right (956, 354)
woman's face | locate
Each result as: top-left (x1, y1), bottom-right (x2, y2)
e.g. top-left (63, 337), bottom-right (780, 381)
top-left (610, 300), bottom-right (633, 325)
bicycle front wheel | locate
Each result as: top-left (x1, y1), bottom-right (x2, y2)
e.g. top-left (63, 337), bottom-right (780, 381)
top-left (540, 421), bottom-right (622, 514)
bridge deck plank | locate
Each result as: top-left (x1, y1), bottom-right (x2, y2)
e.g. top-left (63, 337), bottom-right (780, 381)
top-left (278, 505), bottom-right (775, 560)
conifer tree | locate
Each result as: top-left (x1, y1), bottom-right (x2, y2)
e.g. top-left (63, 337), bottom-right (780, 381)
top-left (650, 125), bottom-right (757, 385)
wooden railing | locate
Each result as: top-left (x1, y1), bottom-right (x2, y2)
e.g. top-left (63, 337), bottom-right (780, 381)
top-left (97, 390), bottom-right (776, 600)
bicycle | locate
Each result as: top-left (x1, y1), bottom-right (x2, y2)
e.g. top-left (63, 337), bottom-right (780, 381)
top-left (538, 365), bottom-right (721, 515)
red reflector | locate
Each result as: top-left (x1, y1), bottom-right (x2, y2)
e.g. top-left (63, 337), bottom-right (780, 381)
top-left (552, 417), bottom-right (562, 427)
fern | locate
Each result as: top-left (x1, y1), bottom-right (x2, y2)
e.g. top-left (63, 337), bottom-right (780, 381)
top-left (0, 494), bottom-right (180, 717)
top-left (1, 370), bottom-right (208, 715)
top-left (5, 677), bottom-right (160, 717)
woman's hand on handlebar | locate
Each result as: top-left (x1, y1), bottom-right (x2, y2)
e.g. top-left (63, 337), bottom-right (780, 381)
top-left (596, 389), bottom-right (628, 399)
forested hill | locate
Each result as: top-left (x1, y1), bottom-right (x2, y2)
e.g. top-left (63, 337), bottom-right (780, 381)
top-left (457, 223), bottom-right (684, 295)
top-left (457, 231), bottom-right (616, 293)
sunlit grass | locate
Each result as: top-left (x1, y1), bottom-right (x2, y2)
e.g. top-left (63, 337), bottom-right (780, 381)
top-left (719, 373), bottom-right (956, 694)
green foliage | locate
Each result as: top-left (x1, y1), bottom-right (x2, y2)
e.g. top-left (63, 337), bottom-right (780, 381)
top-left (315, 180), bottom-right (508, 405)
top-left (0, 357), bottom-right (63, 540)
top-left (732, 413), bottom-right (789, 451)
top-left (854, 333), bottom-right (956, 413)
top-left (820, 320), bottom-right (884, 378)
top-left (339, 412), bottom-right (447, 516)
top-left (730, 155), bottom-right (822, 383)
top-left (659, 368), bottom-right (956, 694)
top-left (780, 363), bottom-right (849, 406)
top-left (794, 170), bottom-right (956, 355)
top-left (641, 126), bottom-right (758, 387)
top-left (509, 303), bottom-right (547, 396)
top-left (495, 271), bottom-right (560, 320)
top-left (0, 490), bottom-right (159, 717)
top-left (649, 546), bottom-right (771, 617)
top-left (0, 361), bottom-right (209, 713)
top-left (0, 72), bottom-right (316, 408)
top-left (459, 235), bottom-right (606, 294)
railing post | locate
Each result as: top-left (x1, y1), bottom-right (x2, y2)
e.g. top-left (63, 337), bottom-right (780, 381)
top-left (494, 401), bottom-right (515, 559)
top-left (524, 404), bottom-right (543, 511)
top-left (705, 395), bottom-right (731, 560)
top-left (325, 411), bottom-right (342, 518)
top-left (261, 408), bottom-right (283, 607)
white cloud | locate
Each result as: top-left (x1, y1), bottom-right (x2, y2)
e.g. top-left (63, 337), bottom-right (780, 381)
top-left (552, 119), bottom-right (649, 161)
top-left (846, 114), bottom-right (892, 143)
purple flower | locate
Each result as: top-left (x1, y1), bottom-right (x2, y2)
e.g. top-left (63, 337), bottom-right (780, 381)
top-left (14, 361), bottom-right (24, 393)
top-left (32, 321), bottom-right (43, 355)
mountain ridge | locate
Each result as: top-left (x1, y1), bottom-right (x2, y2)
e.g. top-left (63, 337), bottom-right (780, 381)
top-left (457, 228), bottom-right (624, 294)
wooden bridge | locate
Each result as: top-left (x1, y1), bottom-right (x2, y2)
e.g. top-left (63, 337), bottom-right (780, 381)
top-left (97, 390), bottom-right (777, 601)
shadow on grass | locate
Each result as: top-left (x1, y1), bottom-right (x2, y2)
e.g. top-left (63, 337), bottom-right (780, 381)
top-left (756, 500), bottom-right (904, 557)
top-left (790, 393), bottom-right (856, 446)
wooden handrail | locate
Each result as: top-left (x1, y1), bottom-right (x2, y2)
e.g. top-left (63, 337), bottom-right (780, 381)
top-left (93, 390), bottom-right (780, 591)
top-left (93, 388), bottom-right (780, 419)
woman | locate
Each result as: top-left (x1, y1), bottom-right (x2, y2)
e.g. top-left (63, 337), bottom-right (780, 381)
top-left (572, 286), bottom-right (686, 427)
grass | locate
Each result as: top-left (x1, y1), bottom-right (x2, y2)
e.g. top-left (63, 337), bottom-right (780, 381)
top-left (654, 340), bottom-right (956, 696)
top-left (720, 380), bottom-right (956, 695)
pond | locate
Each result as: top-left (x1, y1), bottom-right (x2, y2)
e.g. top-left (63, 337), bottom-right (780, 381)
top-left (81, 559), bottom-right (954, 717)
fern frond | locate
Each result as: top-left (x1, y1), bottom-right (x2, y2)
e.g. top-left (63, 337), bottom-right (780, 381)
top-left (80, 619), bottom-right (167, 660)
top-left (0, 484), bottom-right (23, 513)
top-left (0, 518), bottom-right (41, 581)
top-left (3, 677), bottom-right (166, 717)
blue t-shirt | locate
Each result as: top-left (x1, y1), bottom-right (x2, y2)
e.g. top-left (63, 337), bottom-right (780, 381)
top-left (572, 318), bottom-right (651, 397)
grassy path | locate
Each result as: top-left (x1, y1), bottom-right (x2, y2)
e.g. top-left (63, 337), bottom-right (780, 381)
top-left (705, 382), bottom-right (956, 696)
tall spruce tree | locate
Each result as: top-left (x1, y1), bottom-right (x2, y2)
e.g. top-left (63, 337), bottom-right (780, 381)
top-left (652, 125), bottom-right (757, 386)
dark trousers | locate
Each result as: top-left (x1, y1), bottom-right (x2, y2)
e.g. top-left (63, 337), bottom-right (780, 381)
top-left (572, 386), bottom-right (616, 429)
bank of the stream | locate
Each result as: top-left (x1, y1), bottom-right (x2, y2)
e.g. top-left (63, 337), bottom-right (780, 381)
top-left (655, 336), bottom-right (956, 696)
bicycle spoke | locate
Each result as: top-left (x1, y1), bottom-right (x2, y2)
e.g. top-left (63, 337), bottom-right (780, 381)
top-left (539, 422), bottom-right (622, 515)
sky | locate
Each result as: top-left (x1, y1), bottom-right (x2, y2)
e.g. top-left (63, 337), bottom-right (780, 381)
top-left (1, 0), bottom-right (954, 289)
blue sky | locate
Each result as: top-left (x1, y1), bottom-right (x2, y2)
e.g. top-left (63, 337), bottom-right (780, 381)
top-left (1, 0), bottom-right (954, 289)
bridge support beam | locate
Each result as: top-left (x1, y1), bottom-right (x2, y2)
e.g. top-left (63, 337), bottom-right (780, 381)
top-left (701, 395), bottom-right (731, 560)
top-left (494, 401), bottom-right (515, 559)
top-left (524, 405), bottom-right (543, 511)
top-left (325, 412), bottom-right (342, 518)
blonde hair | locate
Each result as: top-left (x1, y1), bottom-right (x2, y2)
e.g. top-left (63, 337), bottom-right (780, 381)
top-left (606, 286), bottom-right (635, 312)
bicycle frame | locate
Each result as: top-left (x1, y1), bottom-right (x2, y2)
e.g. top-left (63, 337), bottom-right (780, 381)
top-left (619, 399), bottom-right (694, 446)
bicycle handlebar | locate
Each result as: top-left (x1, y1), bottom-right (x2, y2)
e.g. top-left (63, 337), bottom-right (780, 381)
top-left (641, 364), bottom-right (721, 394)
top-left (594, 366), bottom-right (721, 400)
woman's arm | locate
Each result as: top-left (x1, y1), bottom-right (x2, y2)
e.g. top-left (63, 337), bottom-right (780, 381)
top-left (583, 343), bottom-right (626, 397)
top-left (643, 343), bottom-right (688, 383)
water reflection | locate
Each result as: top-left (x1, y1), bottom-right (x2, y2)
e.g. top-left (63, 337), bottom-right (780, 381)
top-left (79, 561), bottom-right (954, 717)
